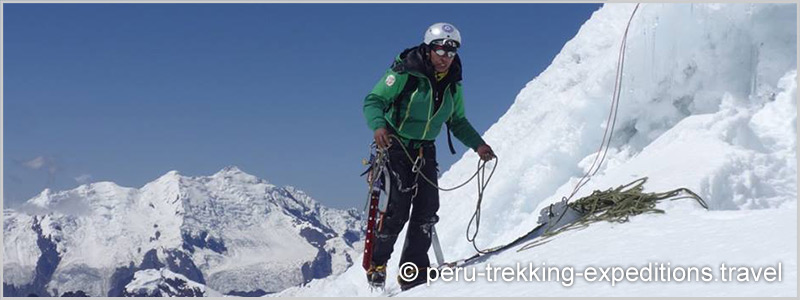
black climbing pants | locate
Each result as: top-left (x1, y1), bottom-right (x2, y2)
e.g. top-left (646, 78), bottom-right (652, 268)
top-left (371, 140), bottom-right (439, 272)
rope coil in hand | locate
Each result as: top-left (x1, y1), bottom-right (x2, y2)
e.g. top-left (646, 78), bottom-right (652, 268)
top-left (371, 134), bottom-right (499, 254)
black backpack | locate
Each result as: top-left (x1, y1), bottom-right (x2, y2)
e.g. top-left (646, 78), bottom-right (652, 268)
top-left (390, 75), bottom-right (457, 154)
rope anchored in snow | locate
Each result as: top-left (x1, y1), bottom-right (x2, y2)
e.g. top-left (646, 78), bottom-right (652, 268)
top-left (518, 177), bottom-right (708, 252)
top-left (564, 3), bottom-right (640, 204)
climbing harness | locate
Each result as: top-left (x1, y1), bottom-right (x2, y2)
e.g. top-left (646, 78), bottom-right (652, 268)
top-left (381, 135), bottom-right (499, 255)
top-left (360, 134), bottom-right (498, 272)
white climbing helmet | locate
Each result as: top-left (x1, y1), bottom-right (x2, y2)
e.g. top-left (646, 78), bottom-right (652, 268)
top-left (424, 22), bottom-right (461, 48)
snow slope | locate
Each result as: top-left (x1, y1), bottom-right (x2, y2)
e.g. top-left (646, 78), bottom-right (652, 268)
top-left (278, 3), bottom-right (796, 297)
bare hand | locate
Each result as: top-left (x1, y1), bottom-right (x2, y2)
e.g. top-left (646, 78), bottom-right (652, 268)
top-left (374, 128), bottom-right (391, 149)
top-left (477, 144), bottom-right (495, 161)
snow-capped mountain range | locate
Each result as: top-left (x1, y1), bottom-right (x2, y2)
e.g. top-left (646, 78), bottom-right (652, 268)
top-left (3, 166), bottom-right (363, 297)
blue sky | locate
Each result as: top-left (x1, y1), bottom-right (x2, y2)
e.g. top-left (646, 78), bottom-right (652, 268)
top-left (4, 3), bottom-right (602, 209)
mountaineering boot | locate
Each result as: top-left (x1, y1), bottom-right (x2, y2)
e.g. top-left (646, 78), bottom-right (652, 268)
top-left (398, 266), bottom-right (427, 291)
top-left (366, 264), bottom-right (386, 289)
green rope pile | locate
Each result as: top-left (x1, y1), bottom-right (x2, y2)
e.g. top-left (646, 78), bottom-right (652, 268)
top-left (518, 177), bottom-right (708, 252)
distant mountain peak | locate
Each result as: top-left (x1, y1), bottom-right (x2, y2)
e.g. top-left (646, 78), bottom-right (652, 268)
top-left (152, 170), bottom-right (182, 182)
top-left (216, 165), bottom-right (245, 175)
top-left (27, 188), bottom-right (53, 208)
top-left (163, 170), bottom-right (181, 176)
top-left (211, 165), bottom-right (265, 185)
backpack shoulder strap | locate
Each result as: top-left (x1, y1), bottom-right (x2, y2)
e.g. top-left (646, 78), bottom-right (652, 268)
top-left (444, 82), bottom-right (460, 155)
top-left (390, 75), bottom-right (418, 126)
top-left (398, 75), bottom-right (418, 100)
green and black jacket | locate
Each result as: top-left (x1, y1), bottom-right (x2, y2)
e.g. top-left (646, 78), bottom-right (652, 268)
top-left (363, 44), bottom-right (485, 151)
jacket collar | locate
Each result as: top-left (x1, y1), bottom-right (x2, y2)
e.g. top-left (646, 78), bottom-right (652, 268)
top-left (391, 43), bottom-right (463, 84)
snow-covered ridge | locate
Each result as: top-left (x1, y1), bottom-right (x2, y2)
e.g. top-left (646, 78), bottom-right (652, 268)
top-left (278, 3), bottom-right (796, 297)
top-left (3, 166), bottom-right (363, 297)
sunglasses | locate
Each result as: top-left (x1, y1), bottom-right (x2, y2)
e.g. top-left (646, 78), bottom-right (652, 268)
top-left (432, 45), bottom-right (457, 58)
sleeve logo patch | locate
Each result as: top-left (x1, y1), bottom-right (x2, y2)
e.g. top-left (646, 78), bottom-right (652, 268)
top-left (385, 74), bottom-right (396, 87)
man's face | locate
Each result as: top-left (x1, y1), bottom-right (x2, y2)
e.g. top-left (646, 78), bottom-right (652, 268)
top-left (429, 44), bottom-right (457, 73)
